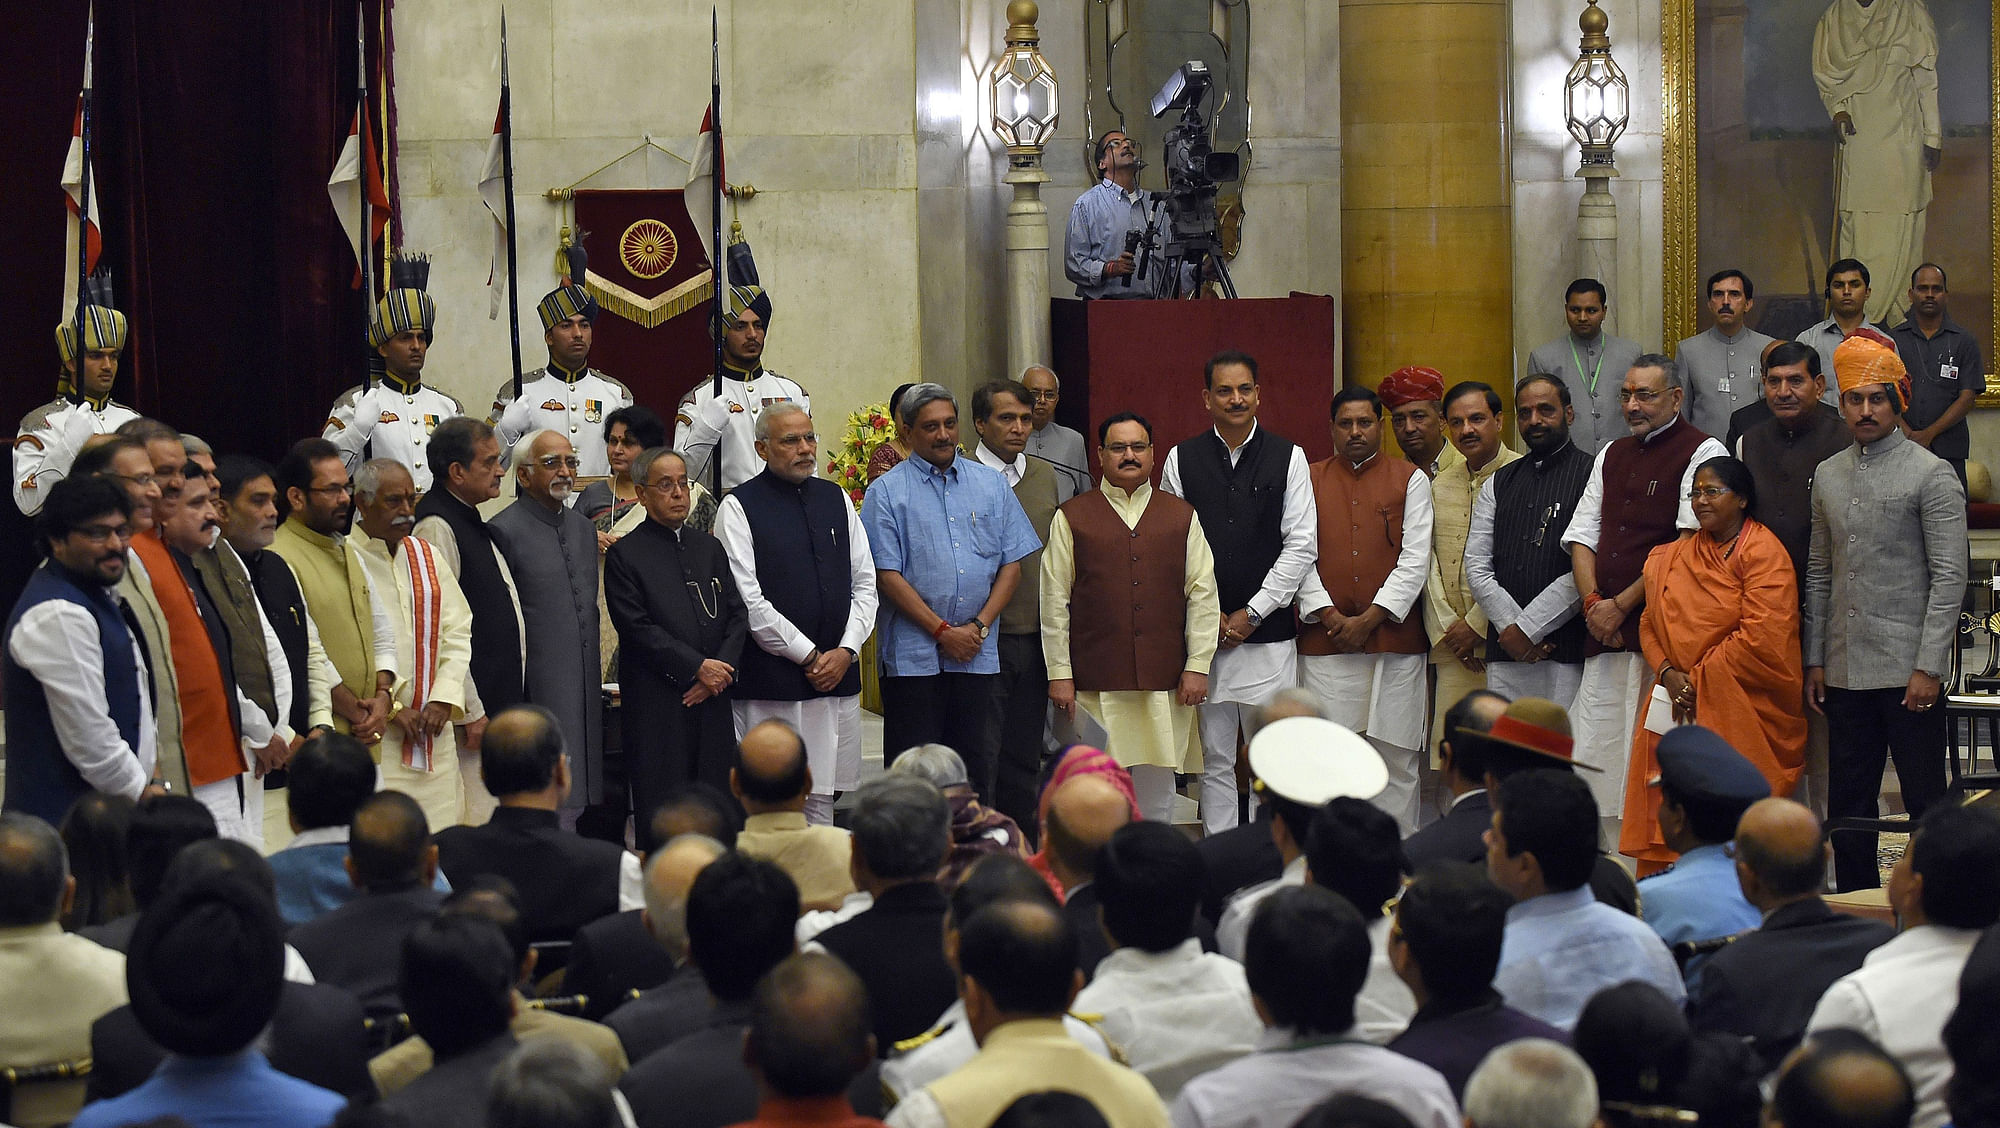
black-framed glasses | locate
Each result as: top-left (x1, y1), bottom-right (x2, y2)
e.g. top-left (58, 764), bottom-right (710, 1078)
top-left (307, 483), bottom-right (353, 497)
top-left (73, 523), bottom-right (130, 544)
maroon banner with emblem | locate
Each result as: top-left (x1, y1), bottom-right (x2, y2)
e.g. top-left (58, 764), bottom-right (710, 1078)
top-left (570, 189), bottom-right (721, 411)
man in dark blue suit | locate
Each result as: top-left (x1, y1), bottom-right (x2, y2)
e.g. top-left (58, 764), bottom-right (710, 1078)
top-left (1403, 690), bottom-right (1508, 868)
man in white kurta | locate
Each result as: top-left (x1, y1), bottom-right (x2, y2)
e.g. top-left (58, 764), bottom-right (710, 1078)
top-left (674, 286), bottom-right (810, 495)
top-left (1814, 0), bottom-right (1941, 326)
top-left (1042, 415), bottom-right (1219, 822)
top-left (488, 284), bottom-right (635, 479)
top-left (323, 259), bottom-right (464, 492)
top-left (349, 459), bottom-right (473, 830)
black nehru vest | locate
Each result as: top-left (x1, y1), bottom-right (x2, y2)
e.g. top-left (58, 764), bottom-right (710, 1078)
top-left (1484, 441), bottom-right (1595, 666)
top-left (729, 469), bottom-right (861, 701)
top-left (1171, 428), bottom-right (1297, 645)
top-left (244, 548), bottom-right (312, 735)
top-left (414, 488), bottom-right (526, 714)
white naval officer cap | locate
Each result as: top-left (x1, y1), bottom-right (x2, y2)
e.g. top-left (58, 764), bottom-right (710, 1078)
top-left (1247, 716), bottom-right (1388, 805)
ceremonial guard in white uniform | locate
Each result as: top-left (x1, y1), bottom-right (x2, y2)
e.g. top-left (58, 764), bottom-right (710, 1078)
top-left (673, 285), bottom-right (809, 493)
top-left (489, 282), bottom-right (635, 479)
top-left (323, 254), bottom-right (464, 493)
top-left (15, 272), bottom-right (140, 515)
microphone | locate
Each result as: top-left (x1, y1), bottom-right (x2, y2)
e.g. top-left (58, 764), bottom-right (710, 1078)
top-left (1120, 229), bottom-right (1142, 288)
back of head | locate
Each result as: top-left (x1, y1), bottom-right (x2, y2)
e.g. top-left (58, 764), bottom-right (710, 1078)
top-left (0, 813), bottom-right (70, 927)
top-left (849, 775), bottom-right (951, 881)
top-left (400, 913), bottom-right (517, 1056)
top-left (1395, 862), bottom-right (1513, 1002)
top-left (1464, 1039), bottom-right (1599, 1128)
top-left (888, 743), bottom-right (970, 791)
top-left (127, 867), bottom-right (285, 1056)
top-left (1095, 821), bottom-right (1204, 952)
top-left (1442, 689), bottom-right (1508, 780)
top-left (1304, 798), bottom-right (1407, 919)
top-left (1043, 774), bottom-right (1133, 881)
top-left (1911, 804), bottom-right (2000, 929)
top-left (1573, 982), bottom-right (1691, 1105)
top-left (1294, 1096), bottom-right (1420, 1128)
top-left (160, 838), bottom-right (280, 903)
top-left (648, 783), bottom-right (743, 849)
top-left (685, 852), bottom-right (800, 1001)
top-left (349, 790), bottom-right (432, 891)
top-left (734, 721), bottom-right (811, 806)
top-left (1734, 797), bottom-right (1827, 899)
top-left (749, 952), bottom-right (875, 1098)
top-left (950, 853), bottom-right (1060, 929)
top-left (1495, 769), bottom-right (1600, 892)
top-left (481, 706), bottom-right (567, 798)
top-left (1244, 884), bottom-right (1370, 1037)
top-left (1772, 1030), bottom-right (1915, 1128)
top-left (958, 900), bottom-right (1079, 1017)
top-left (642, 833), bottom-right (728, 958)
top-left (127, 794), bottom-right (219, 909)
top-left (59, 794), bottom-right (136, 929)
top-left (1946, 926), bottom-right (2000, 1128)
top-left (287, 732), bottom-right (378, 831)
top-left (993, 1093), bottom-right (1113, 1128)
top-left (444, 877), bottom-right (530, 972)
top-left (489, 1040), bottom-right (620, 1128)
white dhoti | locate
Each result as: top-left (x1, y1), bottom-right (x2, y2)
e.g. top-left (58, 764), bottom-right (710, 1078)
top-left (736, 696), bottom-right (862, 825)
top-left (1075, 690), bottom-right (1201, 824)
top-left (1197, 641), bottom-right (1298, 833)
top-left (194, 774), bottom-right (265, 850)
top-left (1485, 661), bottom-right (1585, 712)
top-left (459, 746), bottom-right (499, 826)
top-left (1298, 651), bottom-right (1428, 832)
top-left (1570, 650), bottom-right (1651, 817)
top-left (262, 785), bottom-right (295, 853)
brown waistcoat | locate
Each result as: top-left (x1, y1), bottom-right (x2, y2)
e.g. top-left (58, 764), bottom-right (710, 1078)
top-left (1590, 417), bottom-right (1710, 654)
top-left (1298, 454), bottom-right (1428, 657)
top-left (1064, 489), bottom-right (1194, 693)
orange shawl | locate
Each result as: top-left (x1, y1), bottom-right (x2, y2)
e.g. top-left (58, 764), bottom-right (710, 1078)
top-left (130, 532), bottom-right (243, 788)
top-left (1622, 518), bottom-right (1805, 870)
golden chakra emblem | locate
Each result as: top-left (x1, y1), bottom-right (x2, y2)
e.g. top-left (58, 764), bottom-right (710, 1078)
top-left (619, 219), bottom-right (679, 280)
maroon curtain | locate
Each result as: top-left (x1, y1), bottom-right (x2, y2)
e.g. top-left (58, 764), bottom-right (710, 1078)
top-left (0, 1), bottom-right (393, 605)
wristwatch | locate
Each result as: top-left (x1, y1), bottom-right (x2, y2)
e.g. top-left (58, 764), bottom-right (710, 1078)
top-left (1245, 609), bottom-right (1264, 629)
top-left (969, 617), bottom-right (990, 640)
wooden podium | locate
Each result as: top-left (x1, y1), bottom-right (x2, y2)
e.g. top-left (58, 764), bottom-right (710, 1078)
top-left (1049, 294), bottom-right (1339, 479)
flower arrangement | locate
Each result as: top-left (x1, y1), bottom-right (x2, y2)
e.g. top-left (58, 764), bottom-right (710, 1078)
top-left (826, 401), bottom-right (895, 509)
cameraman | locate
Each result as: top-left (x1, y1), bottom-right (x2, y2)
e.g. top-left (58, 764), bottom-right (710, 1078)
top-left (1065, 130), bottom-right (1175, 300)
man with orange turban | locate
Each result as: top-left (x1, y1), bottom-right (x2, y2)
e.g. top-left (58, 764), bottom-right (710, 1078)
top-left (1805, 329), bottom-right (1966, 891)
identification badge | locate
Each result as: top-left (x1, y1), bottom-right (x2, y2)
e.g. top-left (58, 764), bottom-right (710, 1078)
top-left (1717, 374), bottom-right (1732, 395)
top-left (1942, 363), bottom-right (1960, 382)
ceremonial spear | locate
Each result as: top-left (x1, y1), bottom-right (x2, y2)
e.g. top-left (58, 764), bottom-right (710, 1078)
top-left (358, 2), bottom-right (374, 393)
top-left (72, 3), bottom-right (95, 407)
top-left (502, 9), bottom-right (525, 400)
top-left (709, 7), bottom-right (724, 399)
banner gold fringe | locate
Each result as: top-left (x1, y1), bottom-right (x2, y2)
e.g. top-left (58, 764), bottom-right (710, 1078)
top-left (582, 270), bottom-right (713, 329)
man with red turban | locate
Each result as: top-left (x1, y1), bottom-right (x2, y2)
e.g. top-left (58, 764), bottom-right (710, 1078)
top-left (1378, 367), bottom-right (1459, 480)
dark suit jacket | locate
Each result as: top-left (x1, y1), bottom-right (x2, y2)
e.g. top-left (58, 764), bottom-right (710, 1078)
top-left (1195, 822), bottom-right (1282, 927)
top-left (606, 964), bottom-right (713, 1065)
top-left (566, 909), bottom-right (677, 1021)
top-left (88, 981), bottom-right (373, 1101)
top-left (814, 882), bottom-right (957, 1055)
top-left (381, 1032), bottom-right (519, 1128)
top-left (620, 1002), bottom-right (882, 1128)
top-left (288, 884), bottom-right (446, 1018)
top-left (1387, 992), bottom-right (1569, 1100)
top-left (1403, 791), bottom-right (1639, 914)
top-left (1688, 897), bottom-right (1897, 1071)
top-left (435, 806), bottom-right (625, 944)
top-left (1063, 883), bottom-right (1112, 980)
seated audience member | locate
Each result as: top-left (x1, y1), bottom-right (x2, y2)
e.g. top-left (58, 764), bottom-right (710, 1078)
top-left (70, 867), bottom-right (346, 1128)
top-left (623, 854), bottom-right (878, 1128)
top-left (0, 813), bottom-right (130, 1128)
top-left (887, 900), bottom-right (1167, 1128)
top-left (1402, 690), bottom-right (1508, 869)
top-left (567, 786), bottom-right (741, 1019)
top-left (738, 953), bottom-right (889, 1128)
top-left (605, 834), bottom-right (729, 1062)
top-left (1944, 926), bottom-right (2000, 1128)
top-left (89, 841), bottom-right (372, 1101)
top-left (811, 776), bottom-right (957, 1053)
top-left (1689, 797), bottom-right (1893, 1072)
top-left (1302, 799), bottom-right (1416, 1043)
top-left (79, 793), bottom-right (216, 952)
top-left (1572, 982), bottom-right (1762, 1128)
top-left (1040, 771), bottom-right (1133, 978)
top-left (1170, 886), bottom-right (1458, 1128)
top-left (1194, 690), bottom-right (1326, 927)
top-left (1635, 726), bottom-right (1767, 978)
top-left (1461, 1040), bottom-right (1598, 1128)
top-left (380, 915), bottom-right (523, 1128)
top-left (888, 743), bottom-right (1025, 886)
top-left (267, 732), bottom-right (448, 926)
top-left (1291, 1096), bottom-right (1419, 1128)
top-left (1386, 863), bottom-right (1566, 1099)
top-left (1486, 769), bottom-right (1683, 1029)
top-left (880, 854), bottom-right (1115, 1106)
top-left (994, 1093), bottom-right (1113, 1128)
top-left (732, 720), bottom-right (858, 912)
top-left (58, 793), bottom-right (136, 931)
top-left (1768, 1030), bottom-right (1917, 1128)
top-left (1071, 822), bottom-right (1263, 1100)
top-left (289, 791), bottom-right (446, 1018)
top-left (435, 705), bottom-right (640, 943)
top-left (488, 1040), bottom-right (624, 1128)
top-left (369, 881), bottom-right (627, 1094)
top-left (1807, 805), bottom-right (2000, 1128)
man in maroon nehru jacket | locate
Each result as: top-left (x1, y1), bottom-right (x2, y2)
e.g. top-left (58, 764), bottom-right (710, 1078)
top-left (1559, 354), bottom-right (1726, 840)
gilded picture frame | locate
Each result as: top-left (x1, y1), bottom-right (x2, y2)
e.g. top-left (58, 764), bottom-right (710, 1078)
top-left (1662, 0), bottom-right (2000, 405)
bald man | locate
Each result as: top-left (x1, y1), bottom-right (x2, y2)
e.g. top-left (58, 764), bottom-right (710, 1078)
top-left (731, 721), bottom-right (857, 912)
top-left (1768, 1030), bottom-right (1916, 1128)
top-left (608, 834), bottom-right (729, 1064)
top-left (1042, 774), bottom-right (1134, 979)
top-left (1688, 799), bottom-right (1894, 1071)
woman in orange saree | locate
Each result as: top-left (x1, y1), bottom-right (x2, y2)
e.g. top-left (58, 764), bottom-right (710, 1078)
top-left (1622, 456), bottom-right (1805, 872)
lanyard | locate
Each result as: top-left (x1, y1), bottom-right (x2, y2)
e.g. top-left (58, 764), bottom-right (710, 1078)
top-left (1568, 338), bottom-right (1604, 397)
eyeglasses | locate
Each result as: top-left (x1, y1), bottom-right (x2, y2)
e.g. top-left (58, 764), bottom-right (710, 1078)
top-left (645, 478), bottom-right (691, 495)
top-left (537, 456), bottom-right (582, 471)
top-left (1687, 486), bottom-right (1734, 501)
top-left (1617, 388), bottom-right (1668, 404)
top-left (114, 472), bottom-right (157, 489)
top-left (73, 523), bottom-right (130, 544)
top-left (1103, 441), bottom-right (1151, 455)
top-left (769, 433), bottom-right (818, 450)
top-left (1028, 390), bottom-right (1060, 402)
top-left (307, 483), bottom-right (353, 497)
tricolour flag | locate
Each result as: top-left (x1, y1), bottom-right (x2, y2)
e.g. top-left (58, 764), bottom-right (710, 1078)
top-left (480, 104), bottom-right (508, 319)
top-left (685, 106), bottom-right (724, 285)
top-left (327, 106), bottom-right (391, 288)
top-left (61, 95), bottom-right (100, 323)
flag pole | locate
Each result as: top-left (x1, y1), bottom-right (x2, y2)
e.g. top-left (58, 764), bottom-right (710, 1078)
top-left (358, 1), bottom-right (373, 392)
top-left (501, 8), bottom-right (525, 399)
top-left (72, 1), bottom-right (95, 406)
top-left (710, 6), bottom-right (723, 398)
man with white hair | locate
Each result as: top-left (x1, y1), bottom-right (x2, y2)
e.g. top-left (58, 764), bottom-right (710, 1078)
top-left (716, 405), bottom-right (877, 825)
top-left (489, 431), bottom-right (605, 821)
top-left (888, 744), bottom-right (1024, 887)
top-left (1020, 366), bottom-right (1088, 500)
top-left (1461, 1039), bottom-right (1599, 1128)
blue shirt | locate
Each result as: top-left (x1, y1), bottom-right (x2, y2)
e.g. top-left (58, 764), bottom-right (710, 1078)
top-left (1639, 842), bottom-right (1761, 948)
top-left (71, 1050), bottom-right (345, 1128)
top-left (1064, 178), bottom-right (1179, 299)
top-left (1494, 885), bottom-right (1686, 1030)
top-left (267, 836), bottom-right (453, 927)
top-left (860, 454), bottom-right (1041, 676)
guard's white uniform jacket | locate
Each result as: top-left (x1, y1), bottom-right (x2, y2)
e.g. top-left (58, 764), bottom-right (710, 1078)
top-left (323, 380), bottom-right (466, 493)
top-left (673, 365), bottom-right (810, 492)
top-left (489, 363), bottom-right (635, 479)
top-left (13, 396), bottom-right (141, 515)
